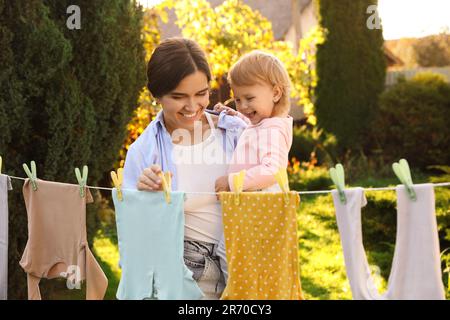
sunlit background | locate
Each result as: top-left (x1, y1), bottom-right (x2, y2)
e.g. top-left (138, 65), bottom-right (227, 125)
top-left (378, 0), bottom-right (450, 39)
top-left (2, 0), bottom-right (449, 301)
top-left (138, 0), bottom-right (450, 40)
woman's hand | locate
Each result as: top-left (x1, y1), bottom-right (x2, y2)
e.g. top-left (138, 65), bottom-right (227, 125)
top-left (213, 102), bottom-right (238, 116)
top-left (137, 164), bottom-right (169, 191)
top-left (215, 175), bottom-right (230, 200)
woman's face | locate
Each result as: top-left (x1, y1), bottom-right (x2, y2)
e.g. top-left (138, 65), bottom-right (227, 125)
top-left (158, 71), bottom-right (210, 133)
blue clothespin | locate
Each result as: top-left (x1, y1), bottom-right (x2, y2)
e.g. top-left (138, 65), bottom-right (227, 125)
top-left (329, 163), bottom-right (347, 204)
top-left (392, 159), bottom-right (416, 201)
top-left (23, 161), bottom-right (38, 191)
top-left (75, 165), bottom-right (88, 198)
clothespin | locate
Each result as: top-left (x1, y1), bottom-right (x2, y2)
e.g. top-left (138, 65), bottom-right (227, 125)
top-left (158, 171), bottom-right (172, 204)
top-left (392, 158), bottom-right (416, 201)
top-left (329, 163), bottom-right (347, 204)
top-left (23, 161), bottom-right (38, 191)
top-left (274, 168), bottom-right (290, 204)
top-left (75, 165), bottom-right (88, 198)
top-left (232, 170), bottom-right (246, 205)
top-left (110, 168), bottom-right (124, 201)
top-left (0, 156), bottom-right (2, 175)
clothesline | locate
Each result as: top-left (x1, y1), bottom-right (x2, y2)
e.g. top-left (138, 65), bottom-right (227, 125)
top-left (5, 174), bottom-right (450, 195)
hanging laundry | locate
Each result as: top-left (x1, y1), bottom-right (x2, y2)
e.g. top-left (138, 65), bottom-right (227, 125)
top-left (219, 192), bottom-right (304, 300)
top-left (19, 179), bottom-right (108, 300)
top-left (112, 189), bottom-right (204, 300)
top-left (332, 184), bottom-right (445, 300)
top-left (0, 174), bottom-right (12, 300)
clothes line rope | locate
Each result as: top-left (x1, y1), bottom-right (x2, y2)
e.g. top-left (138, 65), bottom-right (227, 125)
top-left (5, 174), bottom-right (450, 195)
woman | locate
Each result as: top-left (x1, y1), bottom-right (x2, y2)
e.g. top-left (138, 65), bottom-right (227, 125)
top-left (122, 37), bottom-right (246, 299)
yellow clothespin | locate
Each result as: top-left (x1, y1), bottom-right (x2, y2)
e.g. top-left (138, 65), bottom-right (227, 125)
top-left (111, 168), bottom-right (124, 201)
top-left (158, 171), bottom-right (172, 204)
top-left (0, 156), bottom-right (2, 175)
top-left (274, 168), bottom-right (290, 204)
top-left (232, 170), bottom-right (246, 205)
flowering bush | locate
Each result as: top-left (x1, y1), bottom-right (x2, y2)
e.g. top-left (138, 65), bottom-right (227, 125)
top-left (287, 156), bottom-right (332, 191)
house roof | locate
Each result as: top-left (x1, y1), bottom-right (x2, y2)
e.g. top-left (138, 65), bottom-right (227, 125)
top-left (383, 45), bottom-right (404, 67)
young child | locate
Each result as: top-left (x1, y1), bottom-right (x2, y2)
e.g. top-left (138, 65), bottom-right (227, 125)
top-left (214, 50), bottom-right (294, 281)
top-left (214, 50), bottom-right (293, 193)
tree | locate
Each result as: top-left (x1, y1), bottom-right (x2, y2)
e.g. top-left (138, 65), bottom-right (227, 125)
top-left (161, 0), bottom-right (325, 124)
top-left (0, 0), bottom-right (146, 299)
top-left (413, 32), bottom-right (450, 67)
top-left (315, 0), bottom-right (386, 152)
top-left (119, 6), bottom-right (164, 168)
top-left (374, 72), bottom-right (450, 168)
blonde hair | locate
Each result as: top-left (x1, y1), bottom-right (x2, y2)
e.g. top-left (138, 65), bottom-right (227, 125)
top-left (227, 50), bottom-right (291, 115)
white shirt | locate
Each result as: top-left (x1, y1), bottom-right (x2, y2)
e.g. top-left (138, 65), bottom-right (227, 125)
top-left (172, 112), bottom-right (228, 243)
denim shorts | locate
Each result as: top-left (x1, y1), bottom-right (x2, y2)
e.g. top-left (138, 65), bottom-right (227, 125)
top-left (184, 238), bottom-right (226, 299)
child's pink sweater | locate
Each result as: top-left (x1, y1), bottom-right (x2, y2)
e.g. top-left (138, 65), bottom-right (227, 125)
top-left (227, 116), bottom-right (293, 191)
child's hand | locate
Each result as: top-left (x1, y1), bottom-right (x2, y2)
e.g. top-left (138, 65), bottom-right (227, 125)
top-left (215, 175), bottom-right (230, 200)
top-left (213, 103), bottom-right (238, 116)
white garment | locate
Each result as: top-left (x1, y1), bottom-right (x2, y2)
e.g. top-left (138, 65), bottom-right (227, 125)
top-left (0, 174), bottom-right (12, 300)
top-left (332, 184), bottom-right (445, 300)
top-left (173, 112), bottom-right (228, 244)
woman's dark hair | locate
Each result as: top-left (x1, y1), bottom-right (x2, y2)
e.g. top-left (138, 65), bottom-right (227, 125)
top-left (147, 37), bottom-right (212, 98)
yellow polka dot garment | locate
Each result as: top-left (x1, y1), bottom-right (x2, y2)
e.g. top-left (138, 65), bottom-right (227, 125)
top-left (219, 192), bottom-right (304, 300)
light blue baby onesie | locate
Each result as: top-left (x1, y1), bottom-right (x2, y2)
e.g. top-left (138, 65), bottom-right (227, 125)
top-left (112, 188), bottom-right (204, 300)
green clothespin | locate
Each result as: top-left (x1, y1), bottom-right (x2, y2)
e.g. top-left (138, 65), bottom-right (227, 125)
top-left (23, 161), bottom-right (38, 191)
top-left (329, 163), bottom-right (347, 204)
top-left (75, 165), bottom-right (88, 198)
top-left (392, 159), bottom-right (416, 201)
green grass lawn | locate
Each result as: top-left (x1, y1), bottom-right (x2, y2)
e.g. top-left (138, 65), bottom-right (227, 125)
top-left (92, 228), bottom-right (121, 300)
top-left (298, 194), bottom-right (353, 299)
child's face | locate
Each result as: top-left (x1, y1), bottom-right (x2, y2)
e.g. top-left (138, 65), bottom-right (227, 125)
top-left (231, 82), bottom-right (278, 125)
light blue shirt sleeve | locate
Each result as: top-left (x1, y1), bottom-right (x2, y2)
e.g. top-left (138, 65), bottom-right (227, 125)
top-left (122, 125), bottom-right (159, 190)
top-left (122, 144), bottom-right (145, 190)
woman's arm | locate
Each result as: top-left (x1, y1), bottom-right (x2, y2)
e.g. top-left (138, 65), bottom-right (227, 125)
top-left (123, 145), bottom-right (166, 191)
top-left (122, 129), bottom-right (168, 191)
top-left (122, 143), bottom-right (146, 190)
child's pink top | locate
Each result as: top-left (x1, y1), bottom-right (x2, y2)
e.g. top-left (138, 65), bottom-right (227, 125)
top-left (227, 116), bottom-right (293, 191)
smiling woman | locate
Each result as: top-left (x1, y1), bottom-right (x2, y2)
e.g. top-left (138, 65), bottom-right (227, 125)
top-left (156, 71), bottom-right (211, 136)
top-left (122, 37), bottom-right (247, 300)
